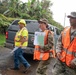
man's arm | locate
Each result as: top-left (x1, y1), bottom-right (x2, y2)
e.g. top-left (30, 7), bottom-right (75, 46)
top-left (56, 34), bottom-right (63, 58)
top-left (20, 29), bottom-right (28, 46)
top-left (56, 34), bottom-right (63, 53)
top-left (20, 36), bottom-right (28, 45)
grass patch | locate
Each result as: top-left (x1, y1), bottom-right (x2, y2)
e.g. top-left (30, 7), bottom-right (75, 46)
top-left (0, 34), bottom-right (5, 46)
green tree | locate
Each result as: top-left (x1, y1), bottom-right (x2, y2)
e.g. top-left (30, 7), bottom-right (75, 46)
top-left (1, 0), bottom-right (63, 29)
top-left (0, 0), bottom-right (9, 14)
top-left (4, 0), bottom-right (22, 17)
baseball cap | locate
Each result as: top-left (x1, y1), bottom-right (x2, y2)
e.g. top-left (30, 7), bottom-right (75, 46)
top-left (67, 12), bottom-right (76, 18)
top-left (38, 18), bottom-right (48, 25)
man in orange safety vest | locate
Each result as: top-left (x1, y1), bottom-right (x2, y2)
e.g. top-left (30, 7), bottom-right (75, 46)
top-left (52, 12), bottom-right (76, 75)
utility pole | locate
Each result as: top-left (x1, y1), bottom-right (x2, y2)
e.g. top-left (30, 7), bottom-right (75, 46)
top-left (64, 13), bottom-right (66, 27)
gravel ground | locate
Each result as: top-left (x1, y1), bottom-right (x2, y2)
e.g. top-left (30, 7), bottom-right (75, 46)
top-left (0, 47), bottom-right (13, 68)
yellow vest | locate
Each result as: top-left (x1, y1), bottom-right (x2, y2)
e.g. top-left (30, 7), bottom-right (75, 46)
top-left (14, 27), bottom-right (28, 47)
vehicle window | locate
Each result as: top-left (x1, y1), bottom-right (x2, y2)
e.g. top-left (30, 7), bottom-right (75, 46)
top-left (12, 20), bottom-right (38, 25)
top-left (26, 20), bottom-right (37, 24)
top-left (26, 22), bottom-right (39, 33)
top-left (49, 26), bottom-right (54, 32)
top-left (12, 20), bottom-right (19, 25)
top-left (11, 20), bottom-right (39, 33)
top-left (56, 28), bottom-right (61, 35)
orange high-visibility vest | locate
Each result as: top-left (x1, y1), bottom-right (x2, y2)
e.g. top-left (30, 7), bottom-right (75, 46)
top-left (59, 26), bottom-right (76, 67)
top-left (34, 30), bottom-right (55, 60)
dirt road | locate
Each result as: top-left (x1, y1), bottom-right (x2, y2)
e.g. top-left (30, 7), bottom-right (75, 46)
top-left (0, 47), bottom-right (56, 75)
top-left (0, 47), bottom-right (39, 75)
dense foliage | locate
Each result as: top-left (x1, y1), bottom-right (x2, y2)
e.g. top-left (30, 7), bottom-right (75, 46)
top-left (0, 0), bottom-right (64, 33)
top-left (0, 14), bottom-right (16, 33)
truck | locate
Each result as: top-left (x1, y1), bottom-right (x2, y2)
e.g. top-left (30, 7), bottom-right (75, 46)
top-left (5, 19), bottom-right (61, 54)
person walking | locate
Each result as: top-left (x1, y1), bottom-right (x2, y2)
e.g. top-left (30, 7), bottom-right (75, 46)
top-left (10, 19), bottom-right (31, 73)
top-left (34, 18), bottom-right (55, 75)
top-left (52, 12), bottom-right (76, 75)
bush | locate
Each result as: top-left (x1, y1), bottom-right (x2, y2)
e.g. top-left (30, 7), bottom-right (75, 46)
top-left (0, 34), bottom-right (5, 46)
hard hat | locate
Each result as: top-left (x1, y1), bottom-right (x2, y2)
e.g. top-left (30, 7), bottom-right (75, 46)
top-left (18, 19), bottom-right (26, 26)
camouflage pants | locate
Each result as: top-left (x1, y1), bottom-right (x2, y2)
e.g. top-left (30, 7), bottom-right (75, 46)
top-left (52, 58), bottom-right (76, 75)
top-left (36, 58), bottom-right (51, 75)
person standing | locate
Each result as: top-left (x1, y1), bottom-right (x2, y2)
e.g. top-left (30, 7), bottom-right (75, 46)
top-left (11, 19), bottom-right (31, 73)
top-left (34, 18), bottom-right (55, 75)
top-left (52, 12), bottom-right (76, 75)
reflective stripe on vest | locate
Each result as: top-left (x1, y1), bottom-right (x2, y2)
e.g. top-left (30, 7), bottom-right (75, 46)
top-left (35, 48), bottom-right (55, 60)
top-left (40, 53), bottom-right (43, 60)
top-left (35, 46), bottom-right (48, 60)
top-left (63, 48), bottom-right (76, 57)
top-left (35, 48), bottom-right (39, 50)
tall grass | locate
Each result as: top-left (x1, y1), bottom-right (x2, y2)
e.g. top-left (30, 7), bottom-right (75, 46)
top-left (0, 34), bottom-right (5, 46)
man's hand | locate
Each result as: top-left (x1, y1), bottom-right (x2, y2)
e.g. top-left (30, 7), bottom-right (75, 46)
top-left (40, 49), bottom-right (44, 52)
top-left (56, 52), bottom-right (61, 59)
top-left (70, 58), bottom-right (76, 68)
top-left (39, 46), bottom-right (44, 52)
top-left (19, 45), bottom-right (22, 48)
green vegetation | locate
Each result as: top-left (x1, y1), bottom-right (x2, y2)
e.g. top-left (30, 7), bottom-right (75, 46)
top-left (0, 34), bottom-right (5, 46)
top-left (0, 0), bottom-right (64, 34)
top-left (0, 14), bottom-right (17, 33)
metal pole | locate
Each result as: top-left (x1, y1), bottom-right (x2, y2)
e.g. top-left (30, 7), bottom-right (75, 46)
top-left (64, 13), bottom-right (66, 27)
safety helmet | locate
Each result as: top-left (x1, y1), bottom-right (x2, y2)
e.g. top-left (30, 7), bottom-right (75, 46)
top-left (18, 19), bottom-right (26, 26)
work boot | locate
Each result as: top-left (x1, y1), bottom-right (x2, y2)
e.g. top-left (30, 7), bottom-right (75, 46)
top-left (10, 67), bottom-right (19, 70)
top-left (22, 66), bottom-right (31, 73)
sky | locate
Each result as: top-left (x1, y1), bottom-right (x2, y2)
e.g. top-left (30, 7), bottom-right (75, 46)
top-left (51, 0), bottom-right (76, 27)
top-left (21, 0), bottom-right (76, 27)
